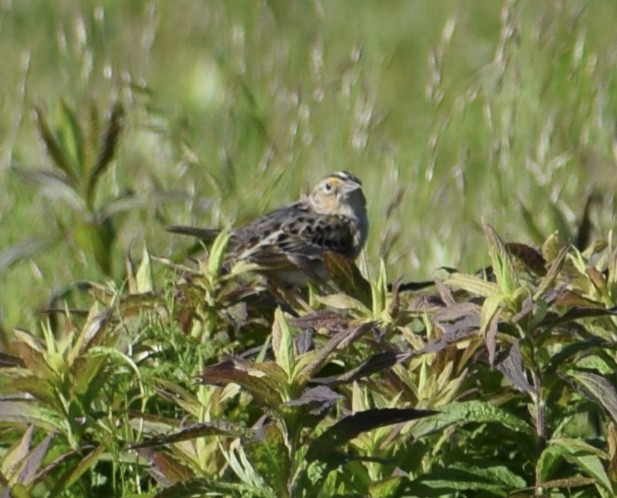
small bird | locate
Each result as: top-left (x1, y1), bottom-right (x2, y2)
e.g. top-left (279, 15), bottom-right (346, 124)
top-left (167, 171), bottom-right (369, 284)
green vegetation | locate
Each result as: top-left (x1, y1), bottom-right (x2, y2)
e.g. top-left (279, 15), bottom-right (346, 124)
top-left (2, 1), bottom-right (617, 496)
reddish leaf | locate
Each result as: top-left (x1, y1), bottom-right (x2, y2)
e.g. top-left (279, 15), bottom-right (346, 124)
top-left (496, 342), bottom-right (533, 394)
top-left (306, 408), bottom-right (436, 462)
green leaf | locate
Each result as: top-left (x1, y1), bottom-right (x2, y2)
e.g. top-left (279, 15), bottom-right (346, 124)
top-left (369, 476), bottom-right (406, 498)
top-left (0, 401), bottom-right (61, 431)
top-left (208, 229), bottom-right (231, 276)
top-left (479, 294), bottom-right (502, 365)
top-left (73, 220), bottom-right (115, 276)
top-left (245, 424), bottom-right (290, 498)
top-left (136, 245), bottom-right (154, 293)
top-left (6, 376), bottom-right (58, 408)
top-left (445, 272), bottom-right (500, 297)
top-left (542, 438), bottom-right (613, 494)
top-left (533, 242), bottom-right (570, 300)
top-left (6, 484), bottom-right (33, 498)
top-left (34, 106), bottom-right (76, 184)
top-left (271, 308), bottom-right (295, 379)
top-left (484, 223), bottom-right (516, 295)
top-left (0, 235), bottom-right (56, 273)
top-left (411, 466), bottom-right (523, 496)
top-left (410, 400), bottom-right (534, 440)
top-left (86, 101), bottom-right (124, 205)
top-left (58, 100), bottom-right (84, 176)
top-left (222, 439), bottom-right (277, 497)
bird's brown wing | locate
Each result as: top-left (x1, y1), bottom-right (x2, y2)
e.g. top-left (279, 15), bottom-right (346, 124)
top-left (233, 212), bottom-right (357, 267)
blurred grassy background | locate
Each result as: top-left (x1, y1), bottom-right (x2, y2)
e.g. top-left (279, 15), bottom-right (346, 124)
top-left (1, 0), bottom-right (617, 328)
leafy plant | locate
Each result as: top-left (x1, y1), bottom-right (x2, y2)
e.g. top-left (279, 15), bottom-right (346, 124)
top-left (4, 98), bottom-right (131, 277)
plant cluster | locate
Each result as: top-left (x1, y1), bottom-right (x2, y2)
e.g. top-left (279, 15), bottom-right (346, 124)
top-left (2, 222), bottom-right (617, 497)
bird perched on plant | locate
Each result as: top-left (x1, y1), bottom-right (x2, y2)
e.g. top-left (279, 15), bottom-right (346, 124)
top-left (167, 171), bottom-right (369, 285)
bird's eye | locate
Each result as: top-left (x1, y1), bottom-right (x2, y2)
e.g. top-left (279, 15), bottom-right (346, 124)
top-left (324, 182), bottom-right (333, 192)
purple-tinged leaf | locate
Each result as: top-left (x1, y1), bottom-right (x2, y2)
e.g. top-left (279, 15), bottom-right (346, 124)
top-left (306, 408), bottom-right (436, 462)
top-left (294, 321), bottom-right (377, 384)
top-left (567, 370), bottom-right (617, 423)
top-left (130, 421), bottom-right (252, 450)
top-left (284, 385), bottom-right (343, 415)
top-left (290, 310), bottom-right (351, 333)
top-left (17, 432), bottom-right (55, 485)
top-left (3, 426), bottom-right (33, 481)
top-left (199, 358), bottom-right (285, 408)
top-left (323, 251), bottom-right (372, 306)
top-left (507, 242), bottom-right (547, 275)
top-left (12, 341), bottom-right (56, 380)
top-left (312, 351), bottom-right (402, 386)
top-left (496, 342), bottom-right (533, 393)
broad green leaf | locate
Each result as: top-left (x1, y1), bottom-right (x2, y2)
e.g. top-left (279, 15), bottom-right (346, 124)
top-left (369, 476), bottom-right (406, 498)
top-left (67, 307), bottom-right (113, 364)
top-left (410, 400), bottom-right (533, 440)
top-left (549, 438), bottom-right (613, 494)
top-left (533, 243), bottom-right (569, 300)
top-left (445, 272), bottom-right (500, 297)
top-left (5, 484), bottom-right (33, 498)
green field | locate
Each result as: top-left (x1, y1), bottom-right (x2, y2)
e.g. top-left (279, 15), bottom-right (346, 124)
top-left (2, 1), bottom-right (617, 497)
